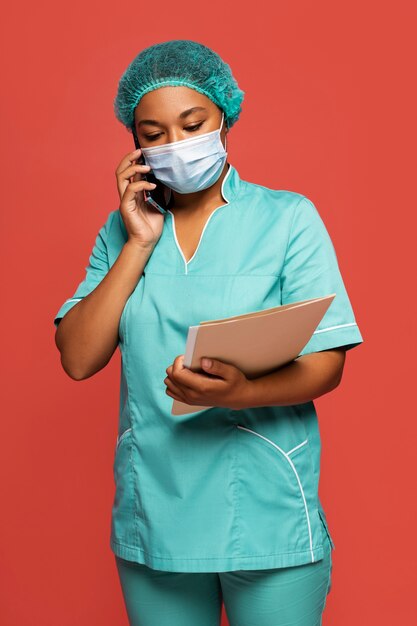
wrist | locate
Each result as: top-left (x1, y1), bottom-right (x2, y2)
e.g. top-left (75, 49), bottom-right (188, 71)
top-left (125, 238), bottom-right (155, 254)
top-left (234, 378), bottom-right (260, 410)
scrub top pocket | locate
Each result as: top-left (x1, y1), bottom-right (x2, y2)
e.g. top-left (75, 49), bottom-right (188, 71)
top-left (236, 423), bottom-right (322, 563)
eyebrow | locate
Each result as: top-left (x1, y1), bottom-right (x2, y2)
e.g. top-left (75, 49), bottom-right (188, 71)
top-left (137, 107), bottom-right (208, 128)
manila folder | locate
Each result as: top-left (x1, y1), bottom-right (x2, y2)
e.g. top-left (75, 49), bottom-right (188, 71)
top-left (171, 293), bottom-right (335, 415)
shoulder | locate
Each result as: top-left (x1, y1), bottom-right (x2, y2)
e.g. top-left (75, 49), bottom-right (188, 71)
top-left (238, 177), bottom-right (320, 227)
top-left (240, 178), bottom-right (314, 211)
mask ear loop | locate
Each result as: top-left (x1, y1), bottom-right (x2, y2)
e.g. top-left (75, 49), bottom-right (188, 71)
top-left (220, 111), bottom-right (227, 152)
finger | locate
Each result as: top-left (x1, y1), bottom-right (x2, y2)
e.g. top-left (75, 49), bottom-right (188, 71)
top-left (164, 375), bottom-right (187, 400)
top-left (200, 357), bottom-right (235, 380)
top-left (166, 357), bottom-right (196, 393)
top-left (115, 148), bottom-right (144, 176)
top-left (171, 356), bottom-right (224, 392)
top-left (165, 386), bottom-right (186, 402)
top-left (120, 163), bottom-right (151, 183)
top-left (170, 355), bottom-right (198, 388)
top-left (116, 148), bottom-right (152, 200)
top-left (121, 180), bottom-right (157, 205)
top-left (117, 166), bottom-right (151, 198)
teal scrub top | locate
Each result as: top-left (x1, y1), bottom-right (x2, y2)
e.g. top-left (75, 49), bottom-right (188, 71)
top-left (53, 163), bottom-right (364, 573)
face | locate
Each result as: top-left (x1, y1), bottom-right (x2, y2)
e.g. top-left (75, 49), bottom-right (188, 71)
top-left (133, 86), bottom-right (228, 149)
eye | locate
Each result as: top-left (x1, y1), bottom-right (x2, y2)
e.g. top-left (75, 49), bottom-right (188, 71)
top-left (145, 133), bottom-right (162, 142)
top-left (185, 122), bottom-right (204, 132)
top-left (144, 122), bottom-right (205, 142)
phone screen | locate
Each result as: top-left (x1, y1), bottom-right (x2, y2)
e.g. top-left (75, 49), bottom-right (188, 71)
top-left (132, 128), bottom-right (170, 214)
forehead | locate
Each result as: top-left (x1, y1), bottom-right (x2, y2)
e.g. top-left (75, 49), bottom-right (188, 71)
top-left (134, 86), bottom-right (217, 122)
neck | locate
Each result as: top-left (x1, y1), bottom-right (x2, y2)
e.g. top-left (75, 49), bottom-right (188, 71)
top-left (168, 162), bottom-right (230, 213)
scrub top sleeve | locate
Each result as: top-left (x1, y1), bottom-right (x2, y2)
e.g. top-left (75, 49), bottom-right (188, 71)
top-left (53, 212), bottom-right (113, 328)
top-left (280, 196), bottom-right (364, 356)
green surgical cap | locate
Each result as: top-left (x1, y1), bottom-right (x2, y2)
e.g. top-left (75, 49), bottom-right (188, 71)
top-left (114, 39), bottom-right (245, 132)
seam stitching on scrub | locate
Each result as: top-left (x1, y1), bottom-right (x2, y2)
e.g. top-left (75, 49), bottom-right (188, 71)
top-left (232, 419), bottom-right (243, 558)
top-left (324, 538), bottom-right (333, 603)
top-left (282, 194), bottom-right (307, 272)
top-left (118, 323), bottom-right (142, 544)
top-left (236, 425), bottom-right (315, 562)
top-left (110, 539), bottom-right (324, 560)
top-left (318, 509), bottom-right (335, 550)
top-left (138, 273), bottom-right (283, 277)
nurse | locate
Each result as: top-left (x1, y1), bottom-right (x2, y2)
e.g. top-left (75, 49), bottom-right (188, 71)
top-left (54, 40), bottom-right (364, 626)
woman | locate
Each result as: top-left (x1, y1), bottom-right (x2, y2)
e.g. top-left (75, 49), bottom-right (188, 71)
top-left (54, 40), bottom-right (364, 626)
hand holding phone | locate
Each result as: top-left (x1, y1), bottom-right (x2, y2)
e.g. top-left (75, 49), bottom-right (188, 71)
top-left (115, 147), bottom-right (165, 247)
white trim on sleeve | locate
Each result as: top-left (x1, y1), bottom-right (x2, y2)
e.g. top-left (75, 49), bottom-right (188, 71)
top-left (313, 322), bottom-right (357, 335)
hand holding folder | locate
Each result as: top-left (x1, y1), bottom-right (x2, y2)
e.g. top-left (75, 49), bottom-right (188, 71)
top-left (171, 294), bottom-right (336, 415)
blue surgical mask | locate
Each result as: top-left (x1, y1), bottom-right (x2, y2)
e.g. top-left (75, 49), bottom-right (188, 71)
top-left (141, 112), bottom-right (228, 194)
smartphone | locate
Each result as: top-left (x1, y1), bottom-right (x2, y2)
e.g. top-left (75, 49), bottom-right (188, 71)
top-left (132, 128), bottom-right (170, 214)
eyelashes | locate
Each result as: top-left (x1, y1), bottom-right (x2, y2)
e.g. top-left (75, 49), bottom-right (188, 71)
top-left (145, 122), bottom-right (204, 142)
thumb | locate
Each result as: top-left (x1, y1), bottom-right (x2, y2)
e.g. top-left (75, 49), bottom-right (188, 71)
top-left (201, 357), bottom-right (232, 378)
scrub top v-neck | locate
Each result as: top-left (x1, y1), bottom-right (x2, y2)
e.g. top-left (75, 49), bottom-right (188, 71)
top-left (53, 162), bottom-right (364, 573)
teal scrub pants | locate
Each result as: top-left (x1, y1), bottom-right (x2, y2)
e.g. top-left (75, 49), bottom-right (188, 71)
top-left (115, 526), bottom-right (333, 626)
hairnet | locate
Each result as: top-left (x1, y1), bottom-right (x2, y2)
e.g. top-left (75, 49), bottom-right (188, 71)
top-left (114, 39), bottom-right (245, 132)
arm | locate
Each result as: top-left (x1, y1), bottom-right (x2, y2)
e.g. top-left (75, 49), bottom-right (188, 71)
top-left (54, 146), bottom-right (164, 381)
top-left (165, 348), bottom-right (346, 410)
top-left (242, 348), bottom-right (346, 408)
top-left (55, 240), bottom-right (154, 380)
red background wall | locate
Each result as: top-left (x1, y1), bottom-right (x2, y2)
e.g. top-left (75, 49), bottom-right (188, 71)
top-left (1, 1), bottom-right (415, 624)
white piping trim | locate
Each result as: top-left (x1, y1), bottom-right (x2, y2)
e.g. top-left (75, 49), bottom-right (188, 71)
top-left (286, 439), bottom-right (308, 456)
top-left (167, 164), bottom-right (233, 275)
top-left (313, 322), bottom-right (357, 334)
top-left (116, 427), bottom-right (132, 448)
top-left (236, 424), bottom-right (315, 562)
top-left (168, 213), bottom-right (189, 274)
top-left (66, 297), bottom-right (83, 303)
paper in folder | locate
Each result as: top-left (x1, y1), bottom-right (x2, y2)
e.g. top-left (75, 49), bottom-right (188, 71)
top-left (171, 293), bottom-right (336, 415)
